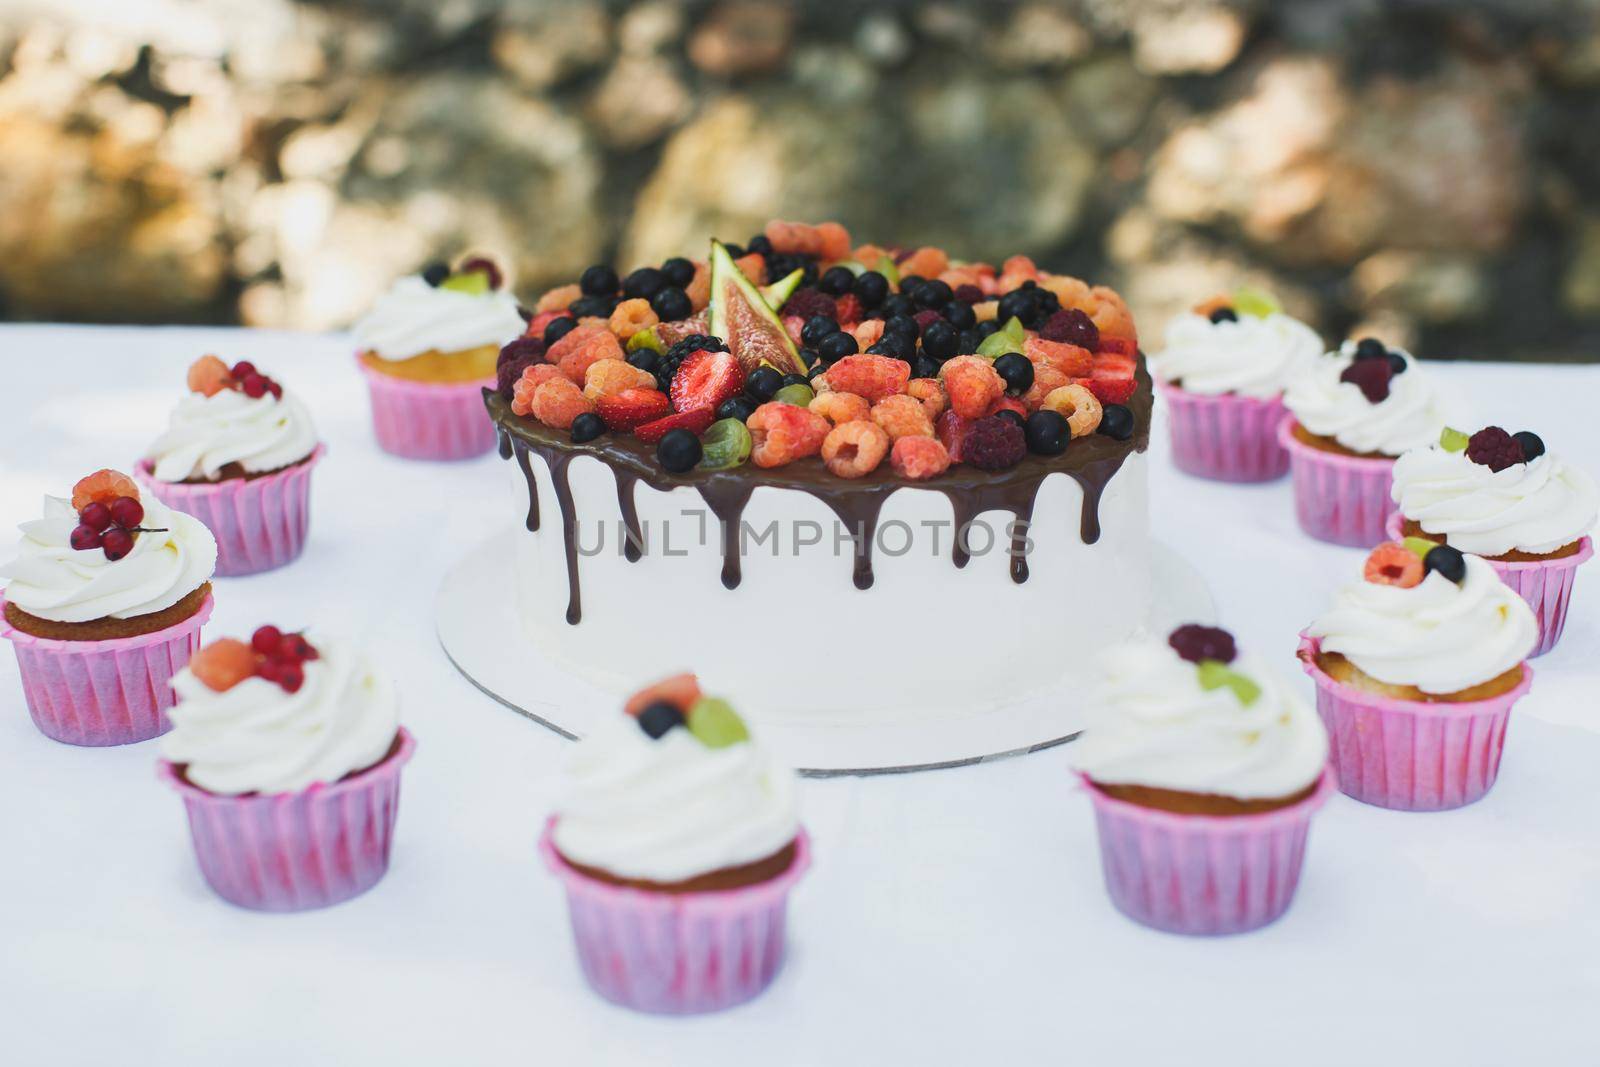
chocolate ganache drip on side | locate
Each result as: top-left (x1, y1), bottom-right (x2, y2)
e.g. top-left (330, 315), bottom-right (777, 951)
top-left (489, 356), bottom-right (1151, 625)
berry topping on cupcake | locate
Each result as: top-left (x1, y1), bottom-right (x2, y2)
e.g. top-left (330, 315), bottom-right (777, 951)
top-left (184, 355), bottom-right (283, 400)
top-left (189, 625), bottom-right (319, 694)
top-left (1167, 623), bottom-right (1237, 665)
top-left (67, 470), bottom-right (161, 561)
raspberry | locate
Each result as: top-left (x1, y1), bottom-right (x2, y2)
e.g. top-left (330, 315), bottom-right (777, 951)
top-left (765, 220), bottom-right (827, 257)
top-left (1089, 286), bottom-right (1137, 344)
top-left (821, 419), bottom-right (890, 478)
top-left (890, 435), bottom-right (952, 480)
top-left (1339, 358), bottom-right (1393, 403)
top-left (553, 327), bottom-right (624, 384)
top-left (186, 355), bottom-right (233, 397)
top-left (1364, 541), bottom-right (1425, 588)
top-left (936, 410), bottom-right (975, 463)
top-left (596, 387), bottom-right (672, 431)
top-left (546, 324), bottom-right (607, 366)
top-left (907, 377), bottom-right (947, 420)
top-left (583, 358), bottom-right (656, 401)
top-left (913, 309), bottom-right (942, 334)
top-left (871, 394), bottom-right (934, 440)
top-left (535, 283), bottom-right (581, 313)
top-left (1038, 308), bottom-right (1100, 350)
top-left (747, 402), bottom-right (831, 468)
top-left (1042, 384), bottom-right (1102, 437)
top-left (780, 287), bottom-right (837, 322)
top-left (823, 355), bottom-right (911, 403)
top-left (952, 284), bottom-right (985, 304)
top-left (852, 319), bottom-right (885, 351)
top-left (999, 255), bottom-right (1038, 290)
top-left (497, 340), bottom-right (546, 400)
top-left (608, 297), bottom-right (659, 340)
top-left (189, 638), bottom-right (257, 692)
top-left (1022, 365), bottom-right (1070, 411)
top-left (1168, 624), bottom-right (1237, 665)
top-left (899, 246), bottom-right (949, 280)
top-left (815, 221), bottom-right (852, 262)
top-left (525, 310), bottom-right (569, 340)
top-left (511, 364), bottom-right (565, 416)
top-left (686, 260), bottom-right (712, 312)
top-left (943, 358), bottom-right (1005, 419)
top-left (635, 406), bottom-right (716, 443)
top-left (833, 293), bottom-right (864, 325)
top-left (961, 415), bottom-right (1026, 471)
top-left (1024, 337), bottom-right (1093, 378)
top-left (530, 377), bottom-right (595, 430)
top-left (810, 391), bottom-right (871, 427)
top-left (498, 336), bottom-right (544, 371)
top-left (1466, 426), bottom-right (1524, 472)
top-left (987, 396), bottom-right (1027, 421)
top-left (625, 672), bottom-right (702, 716)
top-left (71, 470), bottom-right (140, 512)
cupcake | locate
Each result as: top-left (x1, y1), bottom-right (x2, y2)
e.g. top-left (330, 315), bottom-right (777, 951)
top-left (156, 625), bottom-right (414, 911)
top-left (1071, 625), bottom-right (1331, 936)
top-left (1151, 292), bottom-right (1322, 482)
top-left (1388, 425), bottom-right (1596, 656)
top-left (539, 673), bottom-right (809, 1014)
top-left (1280, 336), bottom-right (1459, 546)
top-left (137, 355), bottom-right (323, 576)
top-left (353, 257), bottom-right (525, 460)
top-left (1300, 540), bottom-right (1538, 811)
top-left (0, 469), bottom-right (217, 746)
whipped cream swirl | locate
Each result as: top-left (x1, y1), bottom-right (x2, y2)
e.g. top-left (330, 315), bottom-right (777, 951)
top-left (1283, 341), bottom-right (1461, 456)
top-left (1392, 444), bottom-right (1598, 557)
top-left (1307, 554), bottom-right (1538, 694)
top-left (0, 495), bottom-right (216, 623)
top-left (1070, 642), bottom-right (1328, 800)
top-left (163, 634), bottom-right (400, 795)
top-left (146, 387), bottom-right (318, 482)
top-left (353, 275), bottom-right (525, 362)
top-left (1152, 311), bottom-right (1323, 399)
top-left (552, 716), bottom-right (799, 883)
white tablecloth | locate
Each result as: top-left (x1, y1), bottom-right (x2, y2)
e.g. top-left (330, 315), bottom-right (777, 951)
top-left (2, 325), bottom-right (1597, 1066)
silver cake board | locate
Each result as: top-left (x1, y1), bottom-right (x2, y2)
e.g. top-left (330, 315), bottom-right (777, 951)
top-left (436, 529), bottom-right (1214, 776)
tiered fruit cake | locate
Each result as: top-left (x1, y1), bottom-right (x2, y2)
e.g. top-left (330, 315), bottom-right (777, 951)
top-left (486, 220), bottom-right (1153, 728)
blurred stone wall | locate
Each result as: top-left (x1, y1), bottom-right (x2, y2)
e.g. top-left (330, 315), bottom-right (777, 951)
top-left (2, 0), bottom-right (1599, 359)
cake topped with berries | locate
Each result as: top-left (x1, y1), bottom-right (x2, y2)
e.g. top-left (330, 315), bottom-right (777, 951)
top-left (485, 220), bottom-right (1154, 732)
top-left (355, 256), bottom-right (525, 382)
top-left (1283, 337), bottom-right (1462, 457)
top-left (0, 469), bottom-right (216, 638)
top-left (1392, 426), bottom-right (1598, 560)
top-left (162, 625), bottom-right (400, 795)
top-left (1305, 540), bottom-right (1537, 700)
top-left (144, 356), bottom-right (318, 484)
top-left (1152, 291), bottom-right (1323, 399)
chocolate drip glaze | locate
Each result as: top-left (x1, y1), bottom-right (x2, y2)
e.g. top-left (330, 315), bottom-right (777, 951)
top-left (486, 355), bottom-right (1151, 625)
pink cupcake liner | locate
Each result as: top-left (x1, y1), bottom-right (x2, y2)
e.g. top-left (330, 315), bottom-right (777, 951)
top-left (540, 822), bottom-right (811, 1014)
top-left (1298, 636), bottom-right (1532, 811)
top-left (135, 446), bottom-right (324, 577)
top-left (356, 356), bottom-right (496, 461)
top-left (0, 593), bottom-right (212, 746)
top-left (1278, 416), bottom-right (1396, 546)
top-left (1078, 769), bottom-right (1333, 936)
top-left (1385, 512), bottom-right (1592, 658)
top-left (1158, 382), bottom-right (1289, 482)
top-left (157, 728), bottom-right (416, 911)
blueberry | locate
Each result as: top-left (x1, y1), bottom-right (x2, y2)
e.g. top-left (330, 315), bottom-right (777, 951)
top-left (884, 314), bottom-right (920, 340)
top-left (807, 362), bottom-right (830, 381)
top-left (1423, 544), bottom-right (1467, 584)
top-left (721, 243), bottom-right (745, 259)
top-left (1098, 404), bottom-right (1134, 441)
top-left (798, 346), bottom-right (820, 368)
top-left (580, 265), bottom-right (619, 296)
top-left (626, 349), bottom-right (661, 375)
top-left (957, 329), bottom-right (983, 354)
top-left (852, 271), bottom-right (889, 309)
top-left (819, 266), bottom-right (855, 296)
top-left (994, 409), bottom-right (1025, 430)
top-left (570, 412), bottom-right (604, 443)
top-left (875, 332), bottom-right (915, 361)
top-left (745, 365), bottom-right (783, 401)
top-left (1387, 351), bottom-right (1408, 376)
top-left (1208, 307), bottom-right (1238, 324)
top-left (912, 282), bottom-right (944, 309)
top-left (746, 234), bottom-right (774, 256)
top-left (993, 352), bottom-right (1034, 396)
top-left (1513, 431), bottom-right (1545, 461)
top-left (900, 274), bottom-right (926, 293)
top-left (657, 428), bottom-right (703, 474)
top-left (637, 700), bottom-right (686, 738)
top-left (623, 267), bottom-right (666, 300)
top-left (781, 373), bottom-right (810, 388)
top-left (568, 296), bottom-right (615, 318)
top-left (1025, 410), bottom-right (1070, 455)
top-left (911, 354), bottom-right (940, 379)
top-left (421, 261), bottom-right (450, 287)
top-left (880, 293), bottom-right (914, 319)
top-left (943, 302), bottom-right (976, 330)
top-left (921, 279), bottom-right (953, 306)
top-left (1354, 337), bottom-right (1388, 361)
top-left (660, 257), bottom-right (695, 288)
top-left (974, 320), bottom-right (1000, 339)
top-left (650, 286), bottom-right (692, 322)
top-left (717, 395), bottom-right (758, 422)
top-left (922, 320), bottom-right (959, 361)
top-left (997, 289), bottom-right (1036, 326)
top-left (1035, 289), bottom-right (1060, 318)
top-left (802, 315), bottom-right (840, 347)
top-left (817, 331), bottom-right (859, 364)
top-left (544, 317), bottom-right (578, 346)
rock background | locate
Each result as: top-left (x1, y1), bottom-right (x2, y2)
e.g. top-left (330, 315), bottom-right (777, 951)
top-left (2, 0), bottom-right (1598, 360)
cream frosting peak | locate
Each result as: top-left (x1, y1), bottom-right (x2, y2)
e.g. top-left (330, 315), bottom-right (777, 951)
top-left (1069, 642), bottom-right (1328, 800)
top-left (1283, 341), bottom-right (1463, 456)
top-left (353, 275), bottom-right (525, 361)
top-left (146, 387), bottom-right (318, 482)
top-left (552, 715), bottom-right (799, 883)
top-left (1152, 311), bottom-right (1323, 399)
top-left (1306, 554), bottom-right (1538, 694)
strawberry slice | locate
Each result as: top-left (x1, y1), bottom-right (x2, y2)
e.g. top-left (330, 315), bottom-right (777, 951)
top-left (936, 410), bottom-right (975, 463)
top-left (669, 349), bottom-right (745, 415)
top-left (1072, 352), bottom-right (1137, 406)
top-left (1096, 336), bottom-right (1137, 358)
top-left (595, 387), bottom-right (672, 431)
top-left (635, 406), bottom-right (716, 443)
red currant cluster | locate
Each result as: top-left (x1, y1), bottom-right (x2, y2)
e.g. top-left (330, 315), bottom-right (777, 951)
top-left (231, 360), bottom-right (283, 400)
top-left (250, 625), bottom-right (319, 694)
top-left (70, 495), bottom-right (159, 561)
